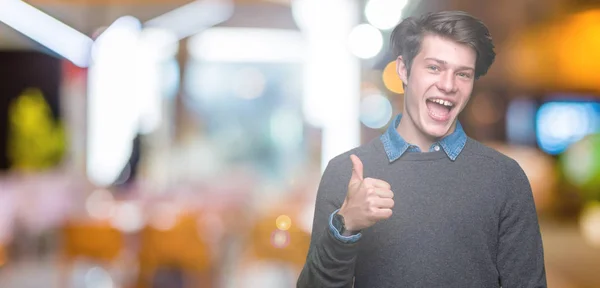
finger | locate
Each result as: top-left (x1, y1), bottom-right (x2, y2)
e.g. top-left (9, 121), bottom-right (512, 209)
top-left (375, 189), bottom-right (394, 199)
top-left (364, 178), bottom-right (391, 190)
top-left (373, 208), bottom-right (393, 220)
top-left (349, 154), bottom-right (364, 182)
top-left (373, 198), bottom-right (394, 209)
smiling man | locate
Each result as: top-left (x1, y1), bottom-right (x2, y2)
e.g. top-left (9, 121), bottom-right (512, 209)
top-left (297, 11), bottom-right (547, 288)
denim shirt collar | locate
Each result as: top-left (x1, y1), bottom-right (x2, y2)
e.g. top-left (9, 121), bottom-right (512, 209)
top-left (380, 113), bottom-right (467, 162)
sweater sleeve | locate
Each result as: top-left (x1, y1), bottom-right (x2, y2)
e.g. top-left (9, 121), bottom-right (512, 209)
top-left (297, 157), bottom-right (361, 288)
top-left (497, 159), bottom-right (547, 287)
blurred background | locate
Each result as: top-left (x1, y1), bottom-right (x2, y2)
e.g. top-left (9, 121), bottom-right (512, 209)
top-left (0, 0), bottom-right (599, 287)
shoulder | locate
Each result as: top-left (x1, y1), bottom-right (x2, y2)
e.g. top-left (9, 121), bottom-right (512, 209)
top-left (463, 138), bottom-right (521, 167)
top-left (462, 137), bottom-right (529, 186)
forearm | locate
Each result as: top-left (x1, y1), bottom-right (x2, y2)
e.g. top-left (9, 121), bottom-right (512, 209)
top-left (297, 226), bottom-right (359, 288)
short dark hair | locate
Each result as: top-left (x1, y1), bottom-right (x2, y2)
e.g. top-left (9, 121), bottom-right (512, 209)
top-left (390, 10), bottom-right (495, 80)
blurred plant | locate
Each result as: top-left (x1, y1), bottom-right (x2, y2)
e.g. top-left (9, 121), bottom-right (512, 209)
top-left (7, 88), bottom-right (66, 171)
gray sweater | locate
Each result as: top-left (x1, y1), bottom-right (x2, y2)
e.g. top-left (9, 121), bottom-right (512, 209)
top-left (297, 137), bottom-right (546, 287)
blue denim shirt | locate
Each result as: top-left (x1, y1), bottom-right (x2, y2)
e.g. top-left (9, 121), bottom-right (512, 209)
top-left (329, 113), bottom-right (468, 243)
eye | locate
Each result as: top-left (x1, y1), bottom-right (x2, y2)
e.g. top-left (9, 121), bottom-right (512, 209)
top-left (427, 65), bottom-right (440, 72)
top-left (457, 72), bottom-right (473, 79)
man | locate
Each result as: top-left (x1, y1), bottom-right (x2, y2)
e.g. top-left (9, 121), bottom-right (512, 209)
top-left (297, 10), bottom-right (547, 288)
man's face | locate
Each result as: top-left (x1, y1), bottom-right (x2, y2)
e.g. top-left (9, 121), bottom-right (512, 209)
top-left (397, 34), bottom-right (476, 139)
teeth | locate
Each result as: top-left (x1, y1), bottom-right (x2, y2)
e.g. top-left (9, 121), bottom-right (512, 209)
top-left (430, 98), bottom-right (454, 107)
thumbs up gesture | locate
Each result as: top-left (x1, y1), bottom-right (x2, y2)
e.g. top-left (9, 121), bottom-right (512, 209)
top-left (338, 154), bottom-right (394, 233)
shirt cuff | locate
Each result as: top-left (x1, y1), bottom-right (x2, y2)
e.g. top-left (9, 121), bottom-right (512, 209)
top-left (329, 209), bottom-right (362, 244)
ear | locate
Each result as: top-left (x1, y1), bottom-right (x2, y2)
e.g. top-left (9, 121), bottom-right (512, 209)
top-left (396, 56), bottom-right (408, 85)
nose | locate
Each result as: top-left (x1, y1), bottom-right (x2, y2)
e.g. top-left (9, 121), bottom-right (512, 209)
top-left (436, 71), bottom-right (457, 94)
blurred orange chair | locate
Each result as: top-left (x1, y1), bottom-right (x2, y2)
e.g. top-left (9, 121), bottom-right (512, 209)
top-left (59, 220), bottom-right (125, 286)
top-left (231, 209), bottom-right (311, 288)
top-left (0, 244), bottom-right (6, 268)
top-left (246, 212), bottom-right (311, 268)
top-left (136, 213), bottom-right (213, 288)
top-left (62, 221), bottom-right (123, 262)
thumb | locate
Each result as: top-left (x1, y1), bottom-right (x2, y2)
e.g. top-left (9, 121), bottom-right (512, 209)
top-left (349, 154), bottom-right (364, 183)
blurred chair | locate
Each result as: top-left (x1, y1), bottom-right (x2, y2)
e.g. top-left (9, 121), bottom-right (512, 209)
top-left (247, 213), bottom-right (310, 267)
top-left (0, 244), bottom-right (6, 268)
top-left (136, 213), bottom-right (213, 288)
top-left (59, 220), bottom-right (124, 287)
top-left (235, 208), bottom-right (311, 287)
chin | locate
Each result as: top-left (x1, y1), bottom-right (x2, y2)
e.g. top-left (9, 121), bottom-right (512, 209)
top-left (423, 124), bottom-right (452, 138)
top-left (420, 113), bottom-right (456, 139)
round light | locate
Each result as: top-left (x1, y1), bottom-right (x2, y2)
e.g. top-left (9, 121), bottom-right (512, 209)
top-left (360, 94), bottom-right (393, 129)
top-left (149, 203), bottom-right (179, 231)
top-left (561, 134), bottom-right (600, 193)
top-left (382, 61), bottom-right (404, 94)
top-left (348, 24), bottom-right (383, 59)
top-left (110, 202), bottom-right (144, 233)
top-left (365, 0), bottom-right (407, 30)
top-left (271, 230), bottom-right (290, 248)
top-left (275, 215), bottom-right (292, 231)
top-left (86, 189), bottom-right (115, 220)
top-left (85, 266), bottom-right (114, 288)
top-left (580, 202), bottom-right (600, 248)
top-left (536, 102), bottom-right (594, 155)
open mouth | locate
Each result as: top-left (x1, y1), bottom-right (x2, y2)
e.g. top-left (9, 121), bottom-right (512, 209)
top-left (425, 98), bottom-right (455, 122)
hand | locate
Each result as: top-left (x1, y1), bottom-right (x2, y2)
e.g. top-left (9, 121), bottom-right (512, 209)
top-left (338, 154), bottom-right (394, 233)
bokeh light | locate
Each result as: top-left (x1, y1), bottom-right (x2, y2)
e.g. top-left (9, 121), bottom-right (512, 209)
top-left (536, 102), bottom-right (600, 155)
top-left (348, 24), bottom-right (383, 59)
top-left (360, 94), bottom-right (393, 129)
top-left (110, 202), bottom-right (144, 233)
top-left (85, 189), bottom-right (115, 220)
top-left (382, 61), bottom-right (404, 94)
top-left (270, 230), bottom-right (290, 249)
top-left (580, 202), bottom-right (600, 248)
top-left (275, 215), bottom-right (292, 231)
top-left (365, 0), bottom-right (407, 30)
top-left (148, 202), bottom-right (180, 231)
top-left (84, 266), bottom-right (114, 288)
top-left (562, 134), bottom-right (600, 193)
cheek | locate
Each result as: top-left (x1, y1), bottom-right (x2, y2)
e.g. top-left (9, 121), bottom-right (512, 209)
top-left (408, 74), bottom-right (432, 96)
top-left (459, 80), bottom-right (474, 94)
top-left (459, 84), bottom-right (473, 103)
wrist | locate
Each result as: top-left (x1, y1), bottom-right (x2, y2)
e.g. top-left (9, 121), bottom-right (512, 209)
top-left (337, 208), bottom-right (359, 234)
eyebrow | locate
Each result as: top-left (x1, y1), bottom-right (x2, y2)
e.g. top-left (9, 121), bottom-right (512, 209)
top-left (424, 57), bottom-right (475, 71)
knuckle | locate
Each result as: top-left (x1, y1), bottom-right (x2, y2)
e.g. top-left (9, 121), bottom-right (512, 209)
top-left (366, 198), bottom-right (375, 207)
top-left (366, 188), bottom-right (375, 196)
top-left (369, 206), bottom-right (378, 215)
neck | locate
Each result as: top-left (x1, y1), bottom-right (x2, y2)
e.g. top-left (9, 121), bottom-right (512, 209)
top-left (396, 113), bottom-right (456, 152)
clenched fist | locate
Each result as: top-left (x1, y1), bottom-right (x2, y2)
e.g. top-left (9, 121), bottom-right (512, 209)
top-left (338, 154), bottom-right (394, 234)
